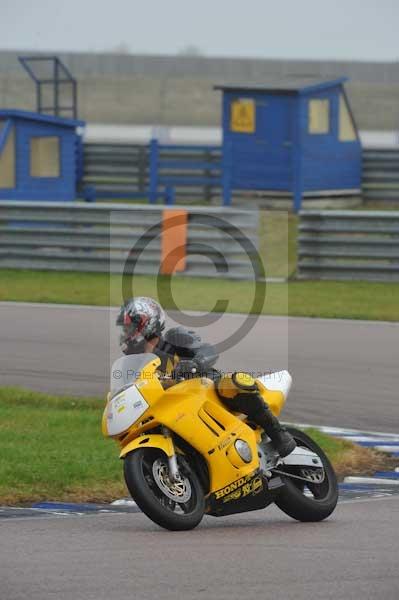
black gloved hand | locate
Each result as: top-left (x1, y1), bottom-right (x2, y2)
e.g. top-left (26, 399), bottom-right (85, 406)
top-left (172, 360), bottom-right (198, 380)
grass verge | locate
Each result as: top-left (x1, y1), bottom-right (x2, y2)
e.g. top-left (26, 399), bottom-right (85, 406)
top-left (1, 269), bottom-right (399, 321)
top-left (304, 428), bottom-right (397, 480)
top-left (0, 388), bottom-right (396, 505)
top-left (0, 387), bottom-right (125, 505)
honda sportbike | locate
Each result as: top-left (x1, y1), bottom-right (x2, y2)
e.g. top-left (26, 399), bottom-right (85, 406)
top-left (102, 353), bottom-right (338, 530)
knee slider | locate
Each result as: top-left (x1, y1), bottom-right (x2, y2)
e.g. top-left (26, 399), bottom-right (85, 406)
top-left (216, 371), bottom-right (257, 400)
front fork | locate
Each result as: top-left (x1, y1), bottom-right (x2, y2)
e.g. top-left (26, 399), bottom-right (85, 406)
top-left (162, 426), bottom-right (181, 482)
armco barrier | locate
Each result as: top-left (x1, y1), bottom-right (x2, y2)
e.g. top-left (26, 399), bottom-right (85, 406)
top-left (148, 140), bottom-right (222, 204)
top-left (0, 201), bottom-right (259, 280)
top-left (83, 142), bottom-right (222, 203)
top-left (298, 210), bottom-right (399, 281)
top-left (83, 142), bottom-right (149, 197)
top-left (362, 149), bottom-right (399, 202)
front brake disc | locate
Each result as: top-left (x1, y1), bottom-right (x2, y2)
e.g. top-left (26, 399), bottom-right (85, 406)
top-left (152, 459), bottom-right (192, 503)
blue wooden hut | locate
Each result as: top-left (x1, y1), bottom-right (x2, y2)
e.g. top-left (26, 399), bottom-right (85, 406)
top-left (0, 109), bottom-right (84, 201)
top-left (215, 78), bottom-right (361, 210)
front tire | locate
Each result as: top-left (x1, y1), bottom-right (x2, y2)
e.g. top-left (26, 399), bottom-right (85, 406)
top-left (275, 427), bottom-right (338, 522)
top-left (124, 448), bottom-right (205, 531)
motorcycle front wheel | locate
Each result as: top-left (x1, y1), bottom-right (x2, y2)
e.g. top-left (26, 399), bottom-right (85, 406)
top-left (124, 448), bottom-right (205, 531)
top-left (275, 427), bottom-right (339, 522)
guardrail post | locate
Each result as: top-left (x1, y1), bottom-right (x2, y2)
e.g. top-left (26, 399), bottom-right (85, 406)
top-left (204, 148), bottom-right (212, 203)
top-left (149, 138), bottom-right (159, 204)
top-left (222, 140), bottom-right (232, 206)
top-left (165, 186), bottom-right (175, 206)
top-left (75, 134), bottom-right (84, 187)
top-left (82, 185), bottom-right (96, 202)
top-left (138, 145), bottom-right (147, 193)
top-left (293, 177), bottom-right (303, 213)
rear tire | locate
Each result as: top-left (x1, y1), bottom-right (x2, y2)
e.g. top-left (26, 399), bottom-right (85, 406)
top-left (124, 448), bottom-right (205, 531)
top-left (275, 428), bottom-right (338, 522)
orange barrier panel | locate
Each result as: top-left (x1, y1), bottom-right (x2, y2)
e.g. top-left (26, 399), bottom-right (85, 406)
top-left (161, 209), bottom-right (188, 274)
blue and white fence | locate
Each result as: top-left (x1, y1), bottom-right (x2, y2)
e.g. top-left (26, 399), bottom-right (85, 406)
top-left (82, 140), bottom-right (226, 205)
top-left (148, 140), bottom-right (224, 205)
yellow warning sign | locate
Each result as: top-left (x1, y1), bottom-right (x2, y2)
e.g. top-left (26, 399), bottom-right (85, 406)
top-left (230, 98), bottom-right (256, 133)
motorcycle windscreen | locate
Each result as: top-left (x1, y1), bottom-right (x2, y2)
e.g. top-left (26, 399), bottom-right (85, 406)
top-left (110, 353), bottom-right (158, 395)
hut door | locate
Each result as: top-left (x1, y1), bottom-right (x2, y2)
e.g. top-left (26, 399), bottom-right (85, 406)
top-left (228, 95), bottom-right (292, 191)
top-left (254, 97), bottom-right (292, 190)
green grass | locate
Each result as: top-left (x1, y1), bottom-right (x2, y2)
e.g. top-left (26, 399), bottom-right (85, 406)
top-left (287, 280), bottom-right (399, 321)
top-left (1, 269), bottom-right (399, 321)
top-left (304, 428), bottom-right (353, 462)
top-left (0, 387), bottom-right (125, 504)
top-left (0, 388), bottom-right (383, 504)
top-left (259, 211), bottom-right (298, 278)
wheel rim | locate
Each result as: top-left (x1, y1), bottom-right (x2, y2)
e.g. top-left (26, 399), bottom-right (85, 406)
top-left (141, 453), bottom-right (198, 515)
top-left (152, 459), bottom-right (192, 503)
top-left (282, 439), bottom-right (332, 501)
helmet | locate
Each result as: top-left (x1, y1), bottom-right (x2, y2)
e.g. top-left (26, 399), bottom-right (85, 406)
top-left (117, 297), bottom-right (166, 353)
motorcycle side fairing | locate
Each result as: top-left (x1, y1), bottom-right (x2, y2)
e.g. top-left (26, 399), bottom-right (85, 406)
top-left (135, 377), bottom-right (260, 493)
top-left (206, 472), bottom-right (285, 517)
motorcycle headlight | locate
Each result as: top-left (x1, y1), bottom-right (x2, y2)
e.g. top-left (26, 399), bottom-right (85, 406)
top-left (234, 439), bottom-right (252, 463)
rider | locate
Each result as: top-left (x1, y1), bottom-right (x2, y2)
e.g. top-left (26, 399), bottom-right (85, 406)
top-left (116, 296), bottom-right (296, 458)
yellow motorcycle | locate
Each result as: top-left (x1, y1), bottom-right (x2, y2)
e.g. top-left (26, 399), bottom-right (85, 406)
top-left (103, 353), bottom-right (338, 531)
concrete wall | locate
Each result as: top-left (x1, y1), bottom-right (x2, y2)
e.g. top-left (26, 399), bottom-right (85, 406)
top-left (1, 51), bottom-right (399, 129)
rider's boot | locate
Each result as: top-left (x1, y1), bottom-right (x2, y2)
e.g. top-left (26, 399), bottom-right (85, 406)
top-left (215, 372), bottom-right (296, 458)
top-left (254, 404), bottom-right (296, 458)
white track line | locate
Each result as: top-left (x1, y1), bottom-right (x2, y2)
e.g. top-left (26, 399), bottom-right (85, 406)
top-left (340, 436), bottom-right (399, 443)
top-left (110, 499), bottom-right (137, 507)
top-left (344, 476), bottom-right (399, 485)
top-left (339, 494), bottom-right (399, 505)
top-left (374, 446), bottom-right (399, 453)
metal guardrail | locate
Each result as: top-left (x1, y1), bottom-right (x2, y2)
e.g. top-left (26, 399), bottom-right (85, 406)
top-left (83, 143), bottom-right (149, 197)
top-left (149, 141), bottom-right (222, 204)
top-left (0, 201), bottom-right (259, 279)
top-left (298, 210), bottom-right (399, 281)
top-left (84, 143), bottom-right (399, 207)
top-left (83, 142), bottom-right (222, 202)
top-left (362, 149), bottom-right (399, 202)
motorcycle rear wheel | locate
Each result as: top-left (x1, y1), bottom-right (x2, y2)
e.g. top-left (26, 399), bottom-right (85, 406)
top-left (275, 427), bottom-right (339, 522)
top-left (124, 448), bottom-right (205, 531)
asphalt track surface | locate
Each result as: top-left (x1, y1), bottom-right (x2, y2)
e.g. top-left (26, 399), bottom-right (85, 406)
top-left (0, 496), bottom-right (398, 600)
top-left (0, 302), bottom-right (398, 432)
